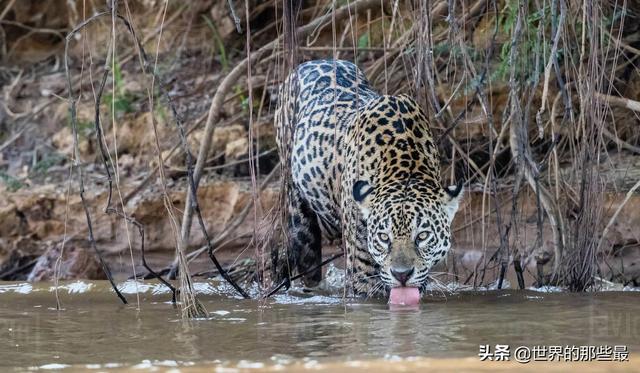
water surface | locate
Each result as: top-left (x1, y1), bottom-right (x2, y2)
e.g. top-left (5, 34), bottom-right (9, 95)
top-left (0, 281), bottom-right (638, 370)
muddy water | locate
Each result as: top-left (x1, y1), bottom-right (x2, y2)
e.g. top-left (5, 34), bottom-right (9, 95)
top-left (0, 281), bottom-right (639, 371)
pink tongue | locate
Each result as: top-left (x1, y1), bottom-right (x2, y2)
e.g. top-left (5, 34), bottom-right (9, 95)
top-left (389, 287), bottom-right (420, 306)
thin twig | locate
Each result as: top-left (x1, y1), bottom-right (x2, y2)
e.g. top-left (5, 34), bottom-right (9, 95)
top-left (64, 9), bottom-right (127, 304)
top-left (264, 252), bottom-right (344, 298)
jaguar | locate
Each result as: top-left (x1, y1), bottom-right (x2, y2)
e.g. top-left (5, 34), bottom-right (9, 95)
top-left (275, 59), bottom-right (462, 301)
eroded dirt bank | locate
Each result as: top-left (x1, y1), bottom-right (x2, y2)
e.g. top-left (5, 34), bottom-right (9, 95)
top-left (1, 0), bottom-right (639, 289)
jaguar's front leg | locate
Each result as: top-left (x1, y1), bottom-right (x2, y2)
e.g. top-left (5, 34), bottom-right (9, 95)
top-left (343, 202), bottom-right (382, 297)
top-left (287, 185), bottom-right (323, 287)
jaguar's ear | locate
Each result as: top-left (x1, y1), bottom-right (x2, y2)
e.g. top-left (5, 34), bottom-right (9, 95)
top-left (353, 179), bottom-right (374, 217)
top-left (443, 181), bottom-right (463, 221)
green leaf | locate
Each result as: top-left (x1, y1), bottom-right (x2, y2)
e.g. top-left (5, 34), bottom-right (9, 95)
top-left (357, 32), bottom-right (369, 49)
top-left (0, 172), bottom-right (24, 191)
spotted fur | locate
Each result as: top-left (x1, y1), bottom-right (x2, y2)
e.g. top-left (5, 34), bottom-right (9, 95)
top-left (275, 59), bottom-right (463, 297)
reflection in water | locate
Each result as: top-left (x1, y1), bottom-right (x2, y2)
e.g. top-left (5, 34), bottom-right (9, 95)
top-left (0, 281), bottom-right (638, 369)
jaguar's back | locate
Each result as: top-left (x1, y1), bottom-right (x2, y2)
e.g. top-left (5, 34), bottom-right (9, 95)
top-left (276, 60), bottom-right (378, 239)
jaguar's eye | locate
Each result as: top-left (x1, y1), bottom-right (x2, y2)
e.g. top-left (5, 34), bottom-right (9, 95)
top-left (416, 231), bottom-right (430, 242)
top-left (378, 233), bottom-right (390, 242)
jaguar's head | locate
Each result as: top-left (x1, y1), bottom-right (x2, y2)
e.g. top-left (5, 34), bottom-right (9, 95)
top-left (353, 179), bottom-right (463, 292)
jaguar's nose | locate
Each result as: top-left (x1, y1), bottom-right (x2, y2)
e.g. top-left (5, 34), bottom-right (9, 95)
top-left (390, 267), bottom-right (415, 286)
